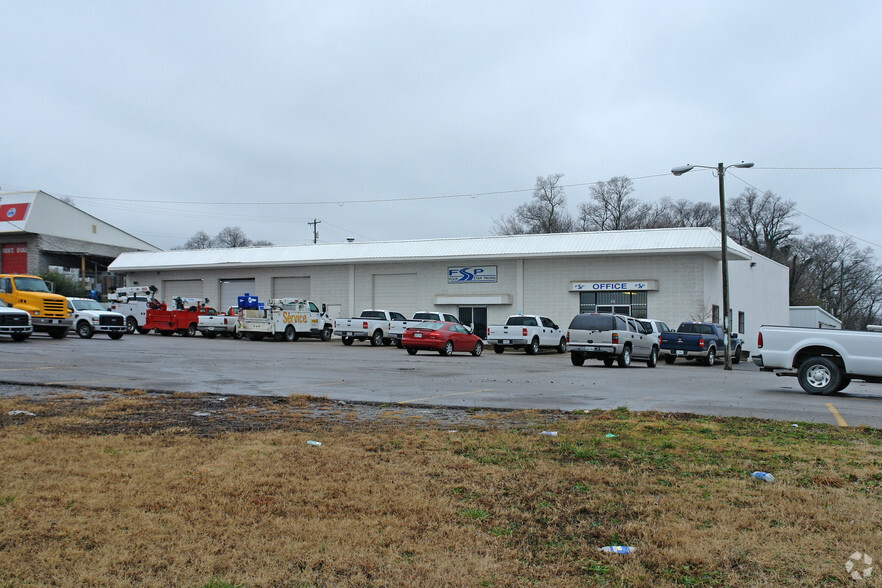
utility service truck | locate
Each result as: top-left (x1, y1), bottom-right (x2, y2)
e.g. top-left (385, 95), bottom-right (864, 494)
top-left (0, 273), bottom-right (72, 338)
top-left (237, 296), bottom-right (333, 342)
top-left (107, 285), bottom-right (157, 333)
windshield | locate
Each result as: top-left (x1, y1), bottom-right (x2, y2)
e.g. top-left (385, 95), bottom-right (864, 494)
top-left (72, 299), bottom-right (106, 311)
top-left (411, 321), bottom-right (445, 331)
top-left (12, 277), bottom-right (50, 293)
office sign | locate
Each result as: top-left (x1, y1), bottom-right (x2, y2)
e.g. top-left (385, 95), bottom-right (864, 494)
top-left (448, 266), bottom-right (497, 283)
top-left (570, 280), bottom-right (658, 291)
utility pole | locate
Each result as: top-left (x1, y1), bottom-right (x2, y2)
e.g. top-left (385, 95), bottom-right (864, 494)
top-left (307, 219), bottom-right (321, 244)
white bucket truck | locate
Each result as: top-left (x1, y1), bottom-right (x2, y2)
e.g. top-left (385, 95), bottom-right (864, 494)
top-left (237, 296), bottom-right (333, 342)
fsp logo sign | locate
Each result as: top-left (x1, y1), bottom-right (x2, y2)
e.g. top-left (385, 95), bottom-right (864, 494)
top-left (448, 266), bottom-right (497, 283)
top-left (282, 312), bottom-right (308, 324)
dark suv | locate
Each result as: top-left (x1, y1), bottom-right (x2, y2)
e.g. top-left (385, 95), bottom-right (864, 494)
top-left (566, 313), bottom-right (658, 368)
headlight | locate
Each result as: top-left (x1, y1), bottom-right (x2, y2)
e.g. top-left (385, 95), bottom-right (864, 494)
top-left (92, 317), bottom-right (100, 324)
top-left (31, 310), bottom-right (40, 316)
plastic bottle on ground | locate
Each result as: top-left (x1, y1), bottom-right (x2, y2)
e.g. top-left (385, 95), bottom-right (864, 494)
top-left (598, 546), bottom-right (635, 554)
top-left (750, 471), bottom-right (775, 482)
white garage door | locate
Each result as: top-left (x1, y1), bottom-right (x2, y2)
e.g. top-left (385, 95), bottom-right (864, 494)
top-left (372, 273), bottom-right (417, 315)
top-left (220, 279), bottom-right (256, 311)
top-left (162, 279), bottom-right (203, 303)
top-left (273, 277), bottom-right (310, 299)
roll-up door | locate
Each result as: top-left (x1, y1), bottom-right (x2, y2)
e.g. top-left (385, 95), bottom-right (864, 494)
top-left (372, 273), bottom-right (417, 315)
top-left (162, 279), bottom-right (203, 303)
top-left (220, 278), bottom-right (256, 311)
top-left (273, 277), bottom-right (310, 299)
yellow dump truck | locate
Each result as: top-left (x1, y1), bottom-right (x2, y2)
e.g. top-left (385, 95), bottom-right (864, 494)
top-left (0, 274), bottom-right (72, 339)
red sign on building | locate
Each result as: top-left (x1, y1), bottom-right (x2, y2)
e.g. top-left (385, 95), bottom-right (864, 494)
top-left (0, 203), bottom-right (29, 222)
top-left (1, 243), bottom-right (28, 274)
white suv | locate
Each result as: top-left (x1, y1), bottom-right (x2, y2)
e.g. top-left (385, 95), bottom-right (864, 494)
top-left (567, 313), bottom-right (658, 368)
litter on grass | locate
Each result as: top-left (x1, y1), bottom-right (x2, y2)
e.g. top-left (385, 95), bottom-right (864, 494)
top-left (8, 410), bottom-right (35, 417)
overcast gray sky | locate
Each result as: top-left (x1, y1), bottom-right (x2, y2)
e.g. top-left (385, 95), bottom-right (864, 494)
top-left (2, 2), bottom-right (880, 253)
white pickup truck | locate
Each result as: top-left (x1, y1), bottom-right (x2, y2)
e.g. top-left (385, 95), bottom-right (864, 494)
top-left (486, 314), bottom-right (567, 354)
top-left (752, 325), bottom-right (882, 394)
top-left (0, 306), bottom-right (32, 341)
top-left (67, 297), bottom-right (126, 339)
top-left (334, 310), bottom-right (412, 346)
top-left (197, 308), bottom-right (242, 339)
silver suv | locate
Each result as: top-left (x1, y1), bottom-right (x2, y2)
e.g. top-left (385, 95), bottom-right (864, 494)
top-left (566, 313), bottom-right (658, 368)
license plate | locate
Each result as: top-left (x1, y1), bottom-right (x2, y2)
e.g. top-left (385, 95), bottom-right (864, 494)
top-left (342, 331), bottom-right (351, 336)
top-left (414, 333), bottom-right (423, 338)
top-left (676, 350), bottom-right (685, 356)
top-left (502, 339), bottom-right (510, 344)
top-left (586, 346), bottom-right (599, 352)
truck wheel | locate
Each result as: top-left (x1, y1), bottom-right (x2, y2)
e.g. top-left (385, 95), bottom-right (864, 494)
top-left (570, 351), bottom-right (586, 366)
top-left (646, 346), bottom-right (658, 368)
top-left (440, 341), bottom-right (454, 356)
top-left (664, 355), bottom-right (676, 364)
top-left (77, 321), bottom-right (94, 339)
top-left (471, 341), bottom-right (483, 356)
top-left (406, 347), bottom-right (418, 355)
top-left (732, 346), bottom-right (742, 364)
top-left (232, 330), bottom-right (243, 340)
top-left (836, 375), bottom-right (852, 392)
top-left (617, 345), bottom-right (632, 368)
top-left (321, 326), bottom-right (332, 342)
top-left (557, 337), bottom-right (567, 353)
top-left (136, 327), bottom-right (151, 335)
top-left (382, 338), bottom-right (393, 346)
top-left (493, 345), bottom-right (505, 354)
top-left (48, 327), bottom-right (69, 339)
top-left (11, 332), bottom-right (30, 342)
top-left (797, 357), bottom-right (841, 395)
top-left (342, 336), bottom-right (354, 346)
top-left (125, 316), bottom-right (137, 334)
top-left (284, 325), bottom-right (297, 342)
top-left (186, 323), bottom-right (197, 337)
top-left (108, 332), bottom-right (124, 340)
top-left (160, 330), bottom-right (175, 337)
top-left (394, 339), bottom-right (403, 349)
top-left (202, 331), bottom-right (217, 339)
top-left (603, 358), bottom-right (615, 367)
top-left (370, 330), bottom-right (383, 347)
top-left (525, 337), bottom-right (540, 355)
top-left (704, 347), bottom-right (716, 366)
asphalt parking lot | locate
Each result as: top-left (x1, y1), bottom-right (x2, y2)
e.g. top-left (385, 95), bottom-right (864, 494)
top-left (2, 331), bottom-right (881, 428)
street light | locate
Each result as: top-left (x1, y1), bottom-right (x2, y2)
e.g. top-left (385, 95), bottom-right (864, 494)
top-left (671, 161), bottom-right (754, 370)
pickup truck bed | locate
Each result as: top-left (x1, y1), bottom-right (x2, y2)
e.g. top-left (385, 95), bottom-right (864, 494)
top-left (660, 322), bottom-right (743, 366)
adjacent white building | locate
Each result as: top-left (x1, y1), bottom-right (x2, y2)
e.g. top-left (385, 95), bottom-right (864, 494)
top-left (0, 190), bottom-right (159, 293)
top-left (108, 227), bottom-right (789, 352)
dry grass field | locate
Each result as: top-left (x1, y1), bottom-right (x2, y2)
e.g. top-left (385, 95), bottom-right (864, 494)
top-left (1, 390), bottom-right (880, 587)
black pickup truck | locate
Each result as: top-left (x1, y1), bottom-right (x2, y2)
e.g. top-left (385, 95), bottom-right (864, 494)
top-left (660, 322), bottom-right (743, 366)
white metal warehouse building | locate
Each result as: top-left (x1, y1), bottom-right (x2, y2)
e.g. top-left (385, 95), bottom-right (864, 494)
top-left (108, 227), bottom-right (789, 352)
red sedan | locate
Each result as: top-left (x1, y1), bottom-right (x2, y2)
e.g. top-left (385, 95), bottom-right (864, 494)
top-left (402, 321), bottom-right (484, 356)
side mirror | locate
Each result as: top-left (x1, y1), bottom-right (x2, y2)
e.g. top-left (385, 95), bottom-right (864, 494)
top-left (321, 303), bottom-right (327, 314)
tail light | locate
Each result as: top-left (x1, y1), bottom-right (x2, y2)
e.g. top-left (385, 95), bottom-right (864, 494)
top-left (698, 337), bottom-right (705, 348)
top-left (612, 333), bottom-right (619, 344)
top-left (362, 321), bottom-right (368, 329)
top-left (757, 332), bottom-right (763, 348)
top-left (522, 327), bottom-right (528, 336)
top-left (566, 331), bottom-right (570, 342)
top-left (658, 335), bottom-right (662, 345)
top-left (223, 318), bottom-right (228, 325)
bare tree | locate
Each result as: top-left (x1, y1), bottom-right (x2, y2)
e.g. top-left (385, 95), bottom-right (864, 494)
top-left (577, 176), bottom-right (648, 231)
top-left (493, 174), bottom-right (574, 234)
top-left (727, 188), bottom-right (799, 262)
top-left (174, 231), bottom-right (213, 250)
top-left (214, 226), bottom-right (253, 248)
top-left (790, 235), bottom-right (882, 329)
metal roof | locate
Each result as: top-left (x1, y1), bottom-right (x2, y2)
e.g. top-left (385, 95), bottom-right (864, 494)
top-left (108, 227), bottom-right (754, 272)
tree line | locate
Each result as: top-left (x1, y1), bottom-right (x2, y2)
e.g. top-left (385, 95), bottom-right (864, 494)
top-left (494, 174), bottom-right (881, 329)
top-left (174, 226), bottom-right (273, 250)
